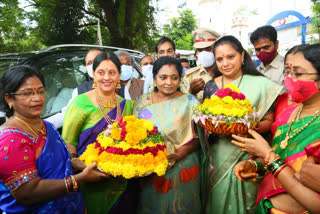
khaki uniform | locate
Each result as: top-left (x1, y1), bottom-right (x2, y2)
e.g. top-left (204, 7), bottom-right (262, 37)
top-left (182, 65), bottom-right (212, 102)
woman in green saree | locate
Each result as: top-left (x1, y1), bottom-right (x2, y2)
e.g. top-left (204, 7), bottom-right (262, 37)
top-left (134, 56), bottom-right (201, 214)
top-left (62, 51), bottom-right (136, 214)
top-left (201, 35), bottom-right (283, 214)
top-left (232, 44), bottom-right (320, 213)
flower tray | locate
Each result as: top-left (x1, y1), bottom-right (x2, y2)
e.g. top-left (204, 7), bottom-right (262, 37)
top-left (199, 119), bottom-right (257, 135)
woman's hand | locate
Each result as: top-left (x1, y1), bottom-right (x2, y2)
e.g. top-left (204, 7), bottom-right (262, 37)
top-left (76, 162), bottom-right (110, 184)
top-left (234, 160), bottom-right (258, 182)
top-left (71, 158), bottom-right (86, 171)
top-left (295, 157), bottom-right (320, 193)
top-left (167, 153), bottom-right (182, 168)
top-left (231, 129), bottom-right (271, 158)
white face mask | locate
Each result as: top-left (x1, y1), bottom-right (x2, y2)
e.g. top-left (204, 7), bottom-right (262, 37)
top-left (86, 65), bottom-right (94, 78)
top-left (141, 64), bottom-right (153, 78)
top-left (197, 51), bottom-right (214, 68)
top-left (120, 65), bottom-right (133, 81)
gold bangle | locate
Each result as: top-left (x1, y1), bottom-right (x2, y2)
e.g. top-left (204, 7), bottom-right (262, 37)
top-left (248, 160), bottom-right (257, 172)
top-left (64, 178), bottom-right (69, 193)
top-left (70, 175), bottom-right (78, 192)
top-left (264, 148), bottom-right (274, 163)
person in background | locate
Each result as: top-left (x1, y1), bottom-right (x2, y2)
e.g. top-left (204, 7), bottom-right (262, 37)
top-left (0, 65), bottom-right (107, 213)
top-left (179, 58), bottom-right (190, 76)
top-left (134, 56), bottom-right (201, 213)
top-left (155, 36), bottom-right (176, 58)
top-left (232, 43), bottom-right (320, 214)
top-left (115, 50), bottom-right (144, 100)
top-left (62, 51), bottom-right (137, 214)
top-left (270, 44), bottom-right (309, 138)
top-left (183, 28), bottom-right (220, 102)
top-left (140, 55), bottom-right (154, 94)
top-left (201, 35), bottom-right (282, 214)
top-left (250, 25), bottom-right (285, 84)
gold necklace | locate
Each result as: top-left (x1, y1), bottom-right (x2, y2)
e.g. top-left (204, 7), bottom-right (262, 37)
top-left (280, 106), bottom-right (320, 149)
top-left (95, 90), bottom-right (121, 125)
top-left (13, 115), bottom-right (46, 137)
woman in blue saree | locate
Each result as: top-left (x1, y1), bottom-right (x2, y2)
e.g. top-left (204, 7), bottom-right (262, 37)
top-left (62, 51), bottom-right (137, 214)
top-left (0, 65), bottom-right (104, 214)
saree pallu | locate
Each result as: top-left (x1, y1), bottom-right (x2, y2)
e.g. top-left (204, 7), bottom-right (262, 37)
top-left (0, 121), bottom-right (84, 214)
top-left (256, 115), bottom-right (320, 214)
top-left (62, 94), bottom-right (137, 214)
top-left (133, 93), bottom-right (202, 214)
top-left (203, 75), bottom-right (283, 214)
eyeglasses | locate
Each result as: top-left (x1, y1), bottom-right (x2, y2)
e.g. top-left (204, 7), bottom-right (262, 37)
top-left (11, 89), bottom-right (45, 99)
top-left (283, 68), bottom-right (318, 78)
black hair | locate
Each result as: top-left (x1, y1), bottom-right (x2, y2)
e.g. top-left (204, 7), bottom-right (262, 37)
top-left (294, 43), bottom-right (320, 75)
top-left (0, 65), bottom-right (45, 117)
top-left (84, 48), bottom-right (103, 63)
top-left (93, 51), bottom-right (122, 74)
top-left (155, 36), bottom-right (176, 53)
top-left (152, 56), bottom-right (183, 91)
top-left (250, 25), bottom-right (277, 44)
top-left (179, 58), bottom-right (189, 63)
top-left (284, 44), bottom-right (309, 62)
top-left (213, 35), bottom-right (263, 77)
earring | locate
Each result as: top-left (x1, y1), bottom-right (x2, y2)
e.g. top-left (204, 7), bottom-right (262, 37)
top-left (92, 81), bottom-right (97, 88)
top-left (8, 103), bottom-right (12, 109)
top-left (116, 80), bottom-right (121, 89)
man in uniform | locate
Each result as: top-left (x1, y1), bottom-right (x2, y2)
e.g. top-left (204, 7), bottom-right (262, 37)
top-left (183, 28), bottom-right (220, 102)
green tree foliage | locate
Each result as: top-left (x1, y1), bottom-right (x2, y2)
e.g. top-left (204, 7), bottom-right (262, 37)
top-left (163, 9), bottom-right (197, 50)
top-left (311, 0), bottom-right (320, 40)
top-left (0, 0), bottom-right (43, 52)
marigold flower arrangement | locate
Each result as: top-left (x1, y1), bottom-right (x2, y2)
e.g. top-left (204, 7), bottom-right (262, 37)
top-left (79, 115), bottom-right (168, 179)
top-left (193, 84), bottom-right (259, 135)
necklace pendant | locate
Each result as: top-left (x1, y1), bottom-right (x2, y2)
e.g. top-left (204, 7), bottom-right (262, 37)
top-left (280, 137), bottom-right (289, 149)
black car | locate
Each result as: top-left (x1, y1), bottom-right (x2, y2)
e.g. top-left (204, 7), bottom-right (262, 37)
top-left (0, 44), bottom-right (145, 124)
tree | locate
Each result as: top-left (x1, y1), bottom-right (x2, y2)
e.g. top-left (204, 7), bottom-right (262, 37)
top-left (163, 9), bottom-right (197, 50)
top-left (311, 0), bottom-right (320, 41)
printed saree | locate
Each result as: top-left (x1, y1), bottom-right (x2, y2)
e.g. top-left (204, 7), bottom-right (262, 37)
top-left (202, 75), bottom-right (283, 214)
top-left (62, 94), bottom-right (136, 214)
top-left (256, 112), bottom-right (320, 214)
top-left (0, 121), bottom-right (84, 214)
top-left (133, 93), bottom-right (202, 214)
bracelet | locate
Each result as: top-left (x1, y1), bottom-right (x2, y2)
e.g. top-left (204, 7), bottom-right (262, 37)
top-left (248, 160), bottom-right (257, 172)
top-left (264, 148), bottom-right (274, 163)
top-left (70, 152), bottom-right (78, 159)
top-left (70, 175), bottom-right (78, 191)
top-left (254, 160), bottom-right (265, 175)
top-left (64, 178), bottom-right (69, 193)
top-left (273, 164), bottom-right (288, 177)
top-left (268, 158), bottom-right (286, 173)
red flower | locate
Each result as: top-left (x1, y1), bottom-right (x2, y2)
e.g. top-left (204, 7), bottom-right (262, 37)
top-left (230, 92), bottom-right (239, 100)
top-left (120, 121), bottom-right (127, 140)
top-left (148, 126), bottom-right (158, 136)
top-left (238, 93), bottom-right (245, 100)
top-left (152, 176), bottom-right (173, 194)
top-left (179, 165), bottom-right (199, 184)
top-left (215, 88), bottom-right (232, 98)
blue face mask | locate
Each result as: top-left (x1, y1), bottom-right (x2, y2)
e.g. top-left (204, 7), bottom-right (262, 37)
top-left (120, 65), bottom-right (133, 81)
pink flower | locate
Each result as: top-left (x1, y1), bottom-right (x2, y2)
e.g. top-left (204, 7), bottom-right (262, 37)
top-left (215, 88), bottom-right (232, 98)
top-left (230, 92), bottom-right (239, 99)
top-left (238, 93), bottom-right (246, 100)
top-left (148, 126), bottom-right (159, 136)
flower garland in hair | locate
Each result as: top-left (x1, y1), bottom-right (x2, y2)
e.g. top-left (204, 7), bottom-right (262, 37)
top-left (79, 115), bottom-right (168, 179)
top-left (193, 84), bottom-right (259, 128)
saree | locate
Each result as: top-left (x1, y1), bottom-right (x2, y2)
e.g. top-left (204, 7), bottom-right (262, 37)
top-left (0, 121), bottom-right (84, 214)
top-left (202, 75), bottom-right (283, 214)
top-left (62, 94), bottom-right (136, 214)
top-left (256, 112), bottom-right (320, 214)
top-left (133, 93), bottom-right (202, 214)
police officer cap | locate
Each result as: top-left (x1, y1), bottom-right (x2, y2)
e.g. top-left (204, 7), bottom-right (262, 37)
top-left (192, 28), bottom-right (221, 49)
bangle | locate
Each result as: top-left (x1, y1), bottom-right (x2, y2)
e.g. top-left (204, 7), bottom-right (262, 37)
top-left (70, 175), bottom-right (78, 191)
top-left (254, 160), bottom-right (265, 175)
top-left (70, 153), bottom-right (78, 159)
top-left (268, 158), bottom-right (286, 173)
top-left (273, 164), bottom-right (288, 177)
top-left (264, 148), bottom-right (274, 163)
top-left (64, 178), bottom-right (69, 193)
top-left (248, 160), bottom-right (257, 172)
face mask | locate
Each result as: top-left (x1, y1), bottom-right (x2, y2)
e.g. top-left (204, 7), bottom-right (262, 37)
top-left (86, 65), bottom-right (94, 78)
top-left (257, 48), bottom-right (277, 64)
top-left (142, 64), bottom-right (153, 78)
top-left (284, 76), bottom-right (319, 103)
top-left (197, 51), bottom-right (214, 68)
top-left (120, 65), bottom-right (133, 81)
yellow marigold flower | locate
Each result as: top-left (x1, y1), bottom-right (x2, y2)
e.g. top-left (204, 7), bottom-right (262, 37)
top-left (225, 84), bottom-right (240, 93)
top-left (142, 119), bottom-right (154, 131)
top-left (222, 96), bottom-right (233, 104)
top-left (111, 128), bottom-right (121, 141)
top-left (100, 137), bottom-right (114, 149)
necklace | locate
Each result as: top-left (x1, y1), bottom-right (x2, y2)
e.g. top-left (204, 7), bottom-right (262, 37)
top-left (13, 115), bottom-right (46, 137)
top-left (221, 74), bottom-right (244, 89)
top-left (95, 90), bottom-right (121, 125)
top-left (280, 106), bottom-right (320, 149)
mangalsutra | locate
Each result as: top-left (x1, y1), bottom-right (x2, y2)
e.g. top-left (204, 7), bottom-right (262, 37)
top-left (13, 115), bottom-right (46, 137)
top-left (95, 90), bottom-right (121, 125)
top-left (280, 105), bottom-right (320, 149)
